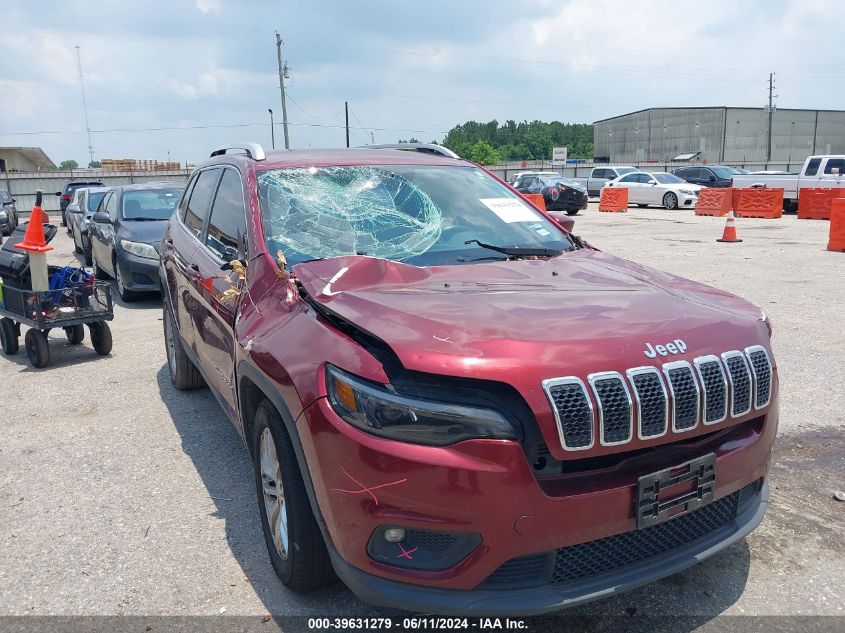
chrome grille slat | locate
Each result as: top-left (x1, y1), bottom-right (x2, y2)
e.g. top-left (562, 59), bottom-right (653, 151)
top-left (662, 361), bottom-right (700, 432)
top-left (744, 346), bottom-right (773, 409)
top-left (542, 377), bottom-right (594, 451)
top-left (694, 355), bottom-right (728, 425)
top-left (626, 367), bottom-right (668, 439)
top-left (722, 351), bottom-right (752, 417)
top-left (588, 372), bottom-right (633, 446)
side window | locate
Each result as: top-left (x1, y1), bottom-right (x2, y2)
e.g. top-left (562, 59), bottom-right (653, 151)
top-left (513, 177), bottom-right (527, 190)
top-left (804, 158), bottom-right (822, 176)
top-left (178, 176), bottom-right (198, 221)
top-left (619, 174), bottom-right (639, 183)
top-left (205, 168), bottom-right (247, 260)
top-left (184, 168), bottom-right (222, 239)
top-left (823, 158), bottom-right (845, 175)
top-left (638, 173), bottom-right (654, 183)
top-left (106, 192), bottom-right (119, 221)
top-left (96, 192), bottom-right (110, 214)
top-left (593, 169), bottom-right (608, 179)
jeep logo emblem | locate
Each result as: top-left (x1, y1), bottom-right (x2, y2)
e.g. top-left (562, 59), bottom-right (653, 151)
top-left (644, 339), bottom-right (687, 359)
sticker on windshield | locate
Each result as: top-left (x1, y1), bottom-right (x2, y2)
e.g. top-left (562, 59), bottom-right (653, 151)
top-left (479, 198), bottom-right (542, 223)
top-left (528, 222), bottom-right (551, 237)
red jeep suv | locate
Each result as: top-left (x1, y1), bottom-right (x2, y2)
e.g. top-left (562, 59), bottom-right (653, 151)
top-left (160, 143), bottom-right (776, 616)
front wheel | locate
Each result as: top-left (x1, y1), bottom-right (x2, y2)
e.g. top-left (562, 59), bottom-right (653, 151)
top-left (252, 400), bottom-right (335, 592)
top-left (663, 192), bottom-right (679, 210)
top-left (24, 329), bottom-right (50, 368)
top-left (61, 210), bottom-right (67, 228)
top-left (0, 318), bottom-right (19, 355)
top-left (115, 263), bottom-right (140, 302)
top-left (566, 209), bottom-right (580, 216)
top-left (91, 247), bottom-right (108, 280)
top-left (89, 321), bottom-right (112, 355)
top-left (73, 226), bottom-right (83, 254)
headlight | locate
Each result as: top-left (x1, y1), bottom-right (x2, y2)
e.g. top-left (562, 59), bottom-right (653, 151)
top-left (120, 239), bottom-right (159, 260)
top-left (0, 210), bottom-right (7, 221)
top-left (326, 365), bottom-right (520, 446)
top-left (680, 189), bottom-right (696, 195)
top-left (759, 310), bottom-right (772, 338)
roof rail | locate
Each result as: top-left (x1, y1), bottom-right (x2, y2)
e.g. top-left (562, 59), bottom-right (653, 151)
top-left (363, 143), bottom-right (460, 159)
top-left (209, 142), bottom-right (266, 161)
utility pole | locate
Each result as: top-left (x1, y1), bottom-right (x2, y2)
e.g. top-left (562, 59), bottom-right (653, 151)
top-left (275, 32), bottom-right (290, 149)
top-left (268, 109), bottom-right (275, 149)
top-left (766, 72), bottom-right (776, 162)
top-left (345, 101), bottom-right (350, 148)
top-left (75, 46), bottom-right (94, 165)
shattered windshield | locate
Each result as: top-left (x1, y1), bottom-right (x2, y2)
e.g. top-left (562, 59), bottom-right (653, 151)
top-left (258, 165), bottom-right (573, 266)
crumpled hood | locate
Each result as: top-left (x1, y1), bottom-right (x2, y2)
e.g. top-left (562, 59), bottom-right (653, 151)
top-left (293, 250), bottom-right (768, 381)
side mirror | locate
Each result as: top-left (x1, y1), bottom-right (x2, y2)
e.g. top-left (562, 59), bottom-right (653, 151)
top-left (92, 212), bottom-right (111, 224)
top-left (832, 167), bottom-right (840, 175)
top-left (650, 181), bottom-right (657, 186)
top-left (708, 175), bottom-right (716, 182)
top-left (547, 211), bottom-right (575, 233)
top-left (54, 191), bottom-right (62, 197)
top-left (222, 245), bottom-right (239, 261)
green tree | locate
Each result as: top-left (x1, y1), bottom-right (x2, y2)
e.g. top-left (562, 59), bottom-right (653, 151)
top-left (88, 160), bottom-right (101, 168)
top-left (442, 119), bottom-right (594, 161)
top-left (60, 159), bottom-right (79, 170)
top-left (467, 140), bottom-right (500, 165)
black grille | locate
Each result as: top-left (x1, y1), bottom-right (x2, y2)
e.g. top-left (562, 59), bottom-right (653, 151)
top-left (592, 376), bottom-right (631, 444)
top-left (482, 481), bottom-right (759, 590)
top-left (406, 529), bottom-right (459, 553)
top-left (697, 360), bottom-right (727, 424)
top-left (629, 371), bottom-right (666, 438)
top-left (747, 350), bottom-right (771, 408)
top-left (547, 382), bottom-right (593, 449)
top-left (725, 354), bottom-right (752, 416)
top-left (666, 365), bottom-right (698, 431)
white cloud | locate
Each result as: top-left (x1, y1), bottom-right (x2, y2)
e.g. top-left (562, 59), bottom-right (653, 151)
top-left (195, 0), bottom-right (221, 14)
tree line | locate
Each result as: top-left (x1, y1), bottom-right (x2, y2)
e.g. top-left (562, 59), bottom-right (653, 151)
top-left (401, 119), bottom-right (594, 165)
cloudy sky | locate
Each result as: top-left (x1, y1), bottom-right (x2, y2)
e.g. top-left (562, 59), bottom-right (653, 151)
top-left (1, 0), bottom-right (842, 166)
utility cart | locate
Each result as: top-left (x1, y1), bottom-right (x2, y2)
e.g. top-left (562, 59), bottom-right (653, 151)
top-left (0, 215), bottom-right (114, 368)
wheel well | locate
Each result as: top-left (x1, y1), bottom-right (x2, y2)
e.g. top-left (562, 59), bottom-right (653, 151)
top-left (239, 375), bottom-right (266, 459)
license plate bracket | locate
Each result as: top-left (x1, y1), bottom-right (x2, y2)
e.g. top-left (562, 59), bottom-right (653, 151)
top-left (636, 452), bottom-right (716, 529)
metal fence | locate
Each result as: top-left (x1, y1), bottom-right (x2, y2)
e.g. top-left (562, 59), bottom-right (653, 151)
top-left (0, 169), bottom-right (193, 214)
top-left (485, 160), bottom-right (803, 183)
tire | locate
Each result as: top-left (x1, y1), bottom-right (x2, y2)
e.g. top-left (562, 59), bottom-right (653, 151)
top-left (61, 210), bottom-right (67, 228)
top-left (566, 209), bottom-right (579, 216)
top-left (24, 329), bottom-right (50, 368)
top-left (163, 303), bottom-right (204, 390)
top-left (115, 261), bottom-right (140, 302)
top-left (64, 324), bottom-right (84, 345)
top-left (663, 192), bottom-right (679, 210)
top-left (89, 321), bottom-right (113, 355)
top-left (73, 226), bottom-right (83, 254)
top-left (91, 247), bottom-right (108, 280)
top-left (83, 240), bottom-right (93, 267)
top-left (0, 318), bottom-right (19, 355)
top-left (252, 400), bottom-right (335, 592)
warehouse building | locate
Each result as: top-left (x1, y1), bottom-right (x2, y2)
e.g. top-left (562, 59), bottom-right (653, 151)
top-left (593, 107), bottom-right (845, 166)
top-left (0, 147), bottom-right (56, 172)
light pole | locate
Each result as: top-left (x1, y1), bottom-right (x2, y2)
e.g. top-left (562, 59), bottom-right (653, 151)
top-left (268, 109), bottom-right (275, 149)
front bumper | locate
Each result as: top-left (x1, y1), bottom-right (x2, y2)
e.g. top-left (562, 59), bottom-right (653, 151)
top-left (298, 394), bottom-right (777, 615)
top-left (679, 193), bottom-right (699, 207)
top-left (547, 191), bottom-right (589, 211)
top-left (115, 249), bottom-right (162, 292)
top-left (330, 481), bottom-right (767, 616)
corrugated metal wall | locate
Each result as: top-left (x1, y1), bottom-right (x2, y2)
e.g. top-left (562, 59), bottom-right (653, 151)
top-left (0, 169), bottom-right (192, 214)
top-left (594, 107), bottom-right (845, 164)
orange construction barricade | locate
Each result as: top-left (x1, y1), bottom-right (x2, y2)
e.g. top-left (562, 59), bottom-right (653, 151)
top-left (828, 198), bottom-right (845, 252)
top-left (735, 187), bottom-right (784, 219)
top-left (598, 187), bottom-right (628, 212)
top-left (695, 187), bottom-right (732, 216)
top-left (797, 188), bottom-right (845, 220)
top-left (731, 188), bottom-right (742, 214)
top-left (523, 193), bottom-right (547, 211)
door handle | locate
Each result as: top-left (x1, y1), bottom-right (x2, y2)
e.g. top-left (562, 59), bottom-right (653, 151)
top-left (187, 263), bottom-right (201, 279)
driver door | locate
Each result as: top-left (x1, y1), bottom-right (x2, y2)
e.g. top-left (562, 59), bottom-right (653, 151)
top-left (640, 174), bottom-right (662, 204)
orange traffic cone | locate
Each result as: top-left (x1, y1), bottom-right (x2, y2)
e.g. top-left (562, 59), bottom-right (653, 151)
top-left (14, 206), bottom-right (54, 253)
top-left (716, 210), bottom-right (742, 243)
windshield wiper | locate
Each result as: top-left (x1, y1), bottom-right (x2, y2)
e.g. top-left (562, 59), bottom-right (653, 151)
top-left (128, 216), bottom-right (168, 221)
top-left (464, 239), bottom-right (562, 259)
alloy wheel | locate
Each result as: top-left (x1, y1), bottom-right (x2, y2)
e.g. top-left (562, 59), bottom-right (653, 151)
top-left (260, 428), bottom-right (289, 559)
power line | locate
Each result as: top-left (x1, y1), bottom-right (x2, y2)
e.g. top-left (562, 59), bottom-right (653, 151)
top-left (286, 92), bottom-right (342, 120)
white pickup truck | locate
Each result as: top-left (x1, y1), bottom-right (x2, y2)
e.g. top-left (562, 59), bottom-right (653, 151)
top-left (731, 155), bottom-right (845, 212)
top-left (572, 166), bottom-right (639, 197)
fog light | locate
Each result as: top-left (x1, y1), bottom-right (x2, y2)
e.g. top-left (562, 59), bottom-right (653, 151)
top-left (384, 528), bottom-right (406, 543)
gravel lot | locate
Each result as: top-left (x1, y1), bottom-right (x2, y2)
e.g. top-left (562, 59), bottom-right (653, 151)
top-left (0, 206), bottom-right (842, 630)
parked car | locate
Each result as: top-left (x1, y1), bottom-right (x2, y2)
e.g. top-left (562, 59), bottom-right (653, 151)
top-left (66, 186), bottom-right (110, 265)
top-left (89, 182), bottom-right (182, 301)
top-left (512, 172), bottom-right (588, 215)
top-left (571, 166), bottom-right (639, 197)
top-left (731, 155), bottom-right (845, 213)
top-left (671, 165), bottom-right (741, 189)
top-left (0, 189), bottom-right (19, 236)
top-left (58, 180), bottom-right (104, 228)
top-left (160, 142), bottom-right (776, 616)
top-left (604, 171), bottom-right (701, 209)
